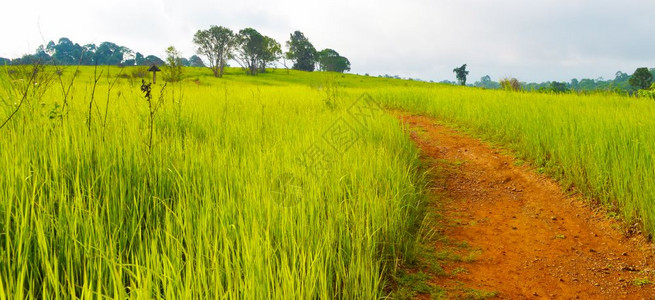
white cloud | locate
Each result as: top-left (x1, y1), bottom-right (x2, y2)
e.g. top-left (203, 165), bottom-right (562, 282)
top-left (2, 0), bottom-right (654, 82)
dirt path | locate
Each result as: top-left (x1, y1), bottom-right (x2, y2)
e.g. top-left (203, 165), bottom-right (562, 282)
top-left (397, 113), bottom-right (655, 299)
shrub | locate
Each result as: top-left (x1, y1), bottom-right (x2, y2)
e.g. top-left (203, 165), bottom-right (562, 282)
top-left (500, 78), bottom-right (521, 91)
top-left (636, 83), bottom-right (655, 99)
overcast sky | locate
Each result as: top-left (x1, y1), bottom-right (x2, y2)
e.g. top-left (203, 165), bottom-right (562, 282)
top-left (2, 0), bottom-right (654, 83)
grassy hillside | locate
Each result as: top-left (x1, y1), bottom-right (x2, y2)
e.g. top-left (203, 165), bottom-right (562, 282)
top-left (2, 65), bottom-right (655, 298)
top-left (377, 86), bottom-right (655, 235)
top-left (0, 66), bottom-right (426, 298)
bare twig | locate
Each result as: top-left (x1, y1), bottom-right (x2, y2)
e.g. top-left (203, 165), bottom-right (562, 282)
top-left (0, 67), bottom-right (37, 131)
top-left (58, 51), bottom-right (86, 117)
top-left (88, 64), bottom-right (103, 132)
top-left (102, 67), bottom-right (124, 139)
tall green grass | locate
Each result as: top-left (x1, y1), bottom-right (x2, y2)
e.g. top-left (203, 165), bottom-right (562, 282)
top-left (0, 66), bottom-right (425, 298)
top-left (377, 85), bottom-right (655, 235)
top-left (7, 64), bottom-right (652, 298)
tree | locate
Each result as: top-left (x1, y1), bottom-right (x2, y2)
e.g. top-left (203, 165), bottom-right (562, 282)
top-left (453, 64), bottom-right (469, 86)
top-left (286, 31), bottom-right (317, 72)
top-left (317, 49), bottom-right (351, 73)
top-left (51, 38), bottom-right (84, 65)
top-left (45, 41), bottom-right (56, 55)
top-left (615, 71), bottom-right (629, 82)
top-left (15, 47), bottom-right (51, 64)
top-left (36, 37), bottom-right (96, 65)
top-left (500, 78), bottom-right (521, 91)
top-left (164, 46), bottom-right (183, 82)
top-left (81, 44), bottom-right (97, 65)
top-left (95, 42), bottom-right (129, 65)
top-left (122, 59), bottom-right (136, 66)
top-left (260, 36), bottom-right (281, 73)
top-left (629, 67), bottom-right (653, 90)
top-left (193, 25), bottom-right (234, 78)
top-left (550, 81), bottom-right (568, 93)
top-left (189, 55), bottom-right (205, 67)
top-left (234, 28), bottom-right (265, 75)
top-left (143, 55), bottom-right (165, 66)
top-left (474, 75), bottom-right (500, 89)
top-left (135, 52), bottom-right (145, 66)
top-left (232, 29), bottom-right (281, 75)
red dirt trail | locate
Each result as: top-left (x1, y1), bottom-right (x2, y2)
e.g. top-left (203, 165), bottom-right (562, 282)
top-left (399, 113), bottom-right (655, 299)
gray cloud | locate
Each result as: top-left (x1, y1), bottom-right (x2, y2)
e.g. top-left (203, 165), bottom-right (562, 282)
top-left (2, 0), bottom-right (654, 83)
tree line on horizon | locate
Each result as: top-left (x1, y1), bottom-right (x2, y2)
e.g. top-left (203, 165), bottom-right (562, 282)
top-left (0, 38), bottom-right (206, 68)
top-left (465, 68), bottom-right (655, 94)
top-left (5, 35), bottom-right (651, 95)
top-left (191, 26), bottom-right (350, 77)
top-left (386, 63), bottom-right (655, 96)
top-left (0, 28), bottom-right (352, 77)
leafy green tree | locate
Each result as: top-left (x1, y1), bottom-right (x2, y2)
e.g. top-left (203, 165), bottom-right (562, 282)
top-left (637, 83), bottom-right (655, 99)
top-left (76, 44), bottom-right (95, 65)
top-left (317, 49), bottom-right (351, 73)
top-left (232, 30), bottom-right (281, 75)
top-left (51, 38), bottom-right (85, 64)
top-left (550, 81), bottom-right (568, 93)
top-left (38, 38), bottom-right (96, 65)
top-left (143, 55), bottom-right (165, 66)
top-left (5, 38), bottom-right (177, 68)
top-left (629, 67), bottom-right (653, 90)
top-left (234, 28), bottom-right (265, 75)
top-left (609, 71), bottom-right (631, 93)
top-left (453, 64), bottom-right (469, 86)
top-left (13, 46), bottom-right (51, 65)
top-left (578, 78), bottom-right (595, 91)
top-left (474, 75), bottom-right (500, 89)
top-left (164, 46), bottom-right (184, 82)
top-left (95, 42), bottom-right (130, 65)
top-left (260, 36), bottom-right (281, 73)
top-left (286, 31), bottom-right (317, 72)
top-left (120, 51), bottom-right (136, 66)
top-left (193, 25), bottom-right (235, 77)
top-left (189, 55), bottom-right (205, 67)
top-left (615, 71), bottom-right (629, 82)
top-left (135, 52), bottom-right (146, 66)
top-left (45, 41), bottom-right (56, 55)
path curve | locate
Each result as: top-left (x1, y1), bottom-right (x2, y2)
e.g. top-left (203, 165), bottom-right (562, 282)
top-left (399, 113), bottom-right (655, 299)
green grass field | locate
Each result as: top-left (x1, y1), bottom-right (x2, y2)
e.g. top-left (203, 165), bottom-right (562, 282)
top-left (0, 66), bottom-right (428, 299)
top-left (1, 65), bottom-right (654, 298)
top-left (377, 86), bottom-right (655, 233)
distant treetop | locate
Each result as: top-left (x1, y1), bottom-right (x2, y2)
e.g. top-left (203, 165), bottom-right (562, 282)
top-left (286, 31), bottom-right (317, 72)
top-left (5, 37), bottom-right (183, 68)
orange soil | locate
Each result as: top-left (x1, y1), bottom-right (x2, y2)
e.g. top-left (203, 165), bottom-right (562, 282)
top-left (399, 113), bottom-right (655, 299)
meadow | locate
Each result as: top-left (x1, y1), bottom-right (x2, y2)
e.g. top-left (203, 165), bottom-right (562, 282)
top-left (1, 64), bottom-right (655, 299)
top-left (0, 66), bottom-right (428, 299)
top-left (377, 86), bottom-right (655, 234)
